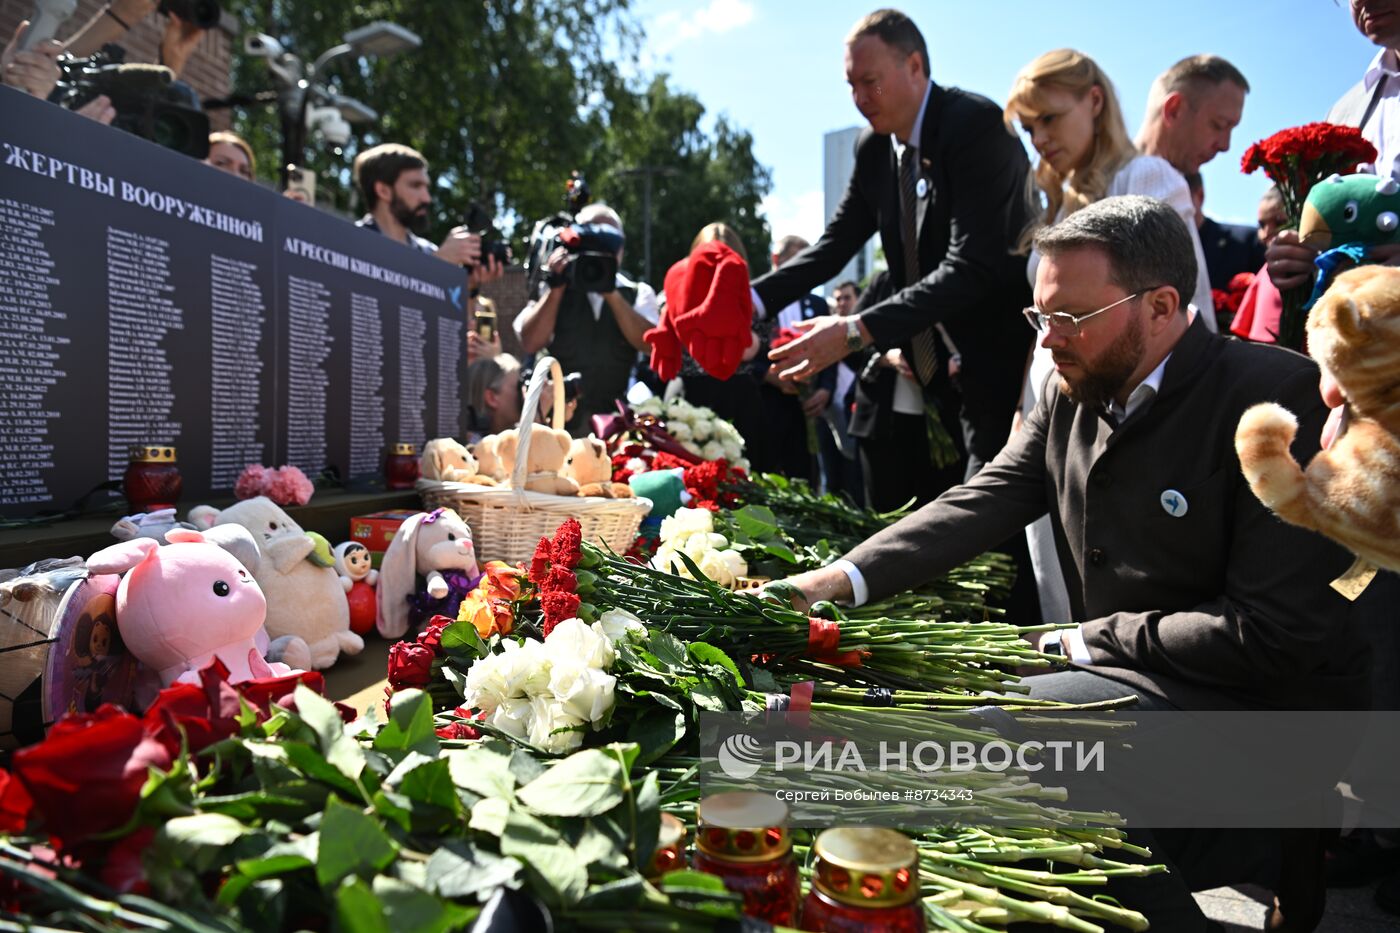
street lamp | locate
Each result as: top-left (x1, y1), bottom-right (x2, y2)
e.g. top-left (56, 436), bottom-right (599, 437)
top-left (263, 20), bottom-right (422, 186)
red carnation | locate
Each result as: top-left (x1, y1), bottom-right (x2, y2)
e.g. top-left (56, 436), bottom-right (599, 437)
top-left (529, 538), bottom-right (553, 586)
top-left (386, 641), bottom-right (436, 690)
top-left (541, 591), bottom-right (582, 637)
top-left (13, 705), bottom-right (172, 847)
top-left (551, 518), bottom-right (583, 568)
top-left (544, 566), bottom-right (577, 593)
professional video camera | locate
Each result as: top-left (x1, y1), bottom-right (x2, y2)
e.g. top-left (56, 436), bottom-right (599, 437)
top-left (54, 47), bottom-right (210, 158)
top-left (524, 172), bottom-right (623, 295)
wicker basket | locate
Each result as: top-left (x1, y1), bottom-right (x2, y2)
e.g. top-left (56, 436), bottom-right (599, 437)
top-left (419, 356), bottom-right (652, 564)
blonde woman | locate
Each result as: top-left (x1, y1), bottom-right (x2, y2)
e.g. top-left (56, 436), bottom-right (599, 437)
top-left (1006, 49), bottom-right (1213, 624)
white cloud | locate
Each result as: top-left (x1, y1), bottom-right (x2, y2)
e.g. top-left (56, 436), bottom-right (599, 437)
top-left (762, 189), bottom-right (825, 247)
top-left (650, 0), bottom-right (755, 57)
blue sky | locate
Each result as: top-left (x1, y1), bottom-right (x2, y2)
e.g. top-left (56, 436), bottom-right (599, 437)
top-left (631, 0), bottom-right (1378, 246)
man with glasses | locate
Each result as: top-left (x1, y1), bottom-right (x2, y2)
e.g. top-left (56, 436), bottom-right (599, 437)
top-left (775, 195), bottom-right (1370, 930)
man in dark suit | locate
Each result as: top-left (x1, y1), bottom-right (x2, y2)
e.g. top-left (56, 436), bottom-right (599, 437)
top-left (779, 196), bottom-right (1371, 930)
top-left (757, 9), bottom-right (1033, 477)
top-left (1185, 172), bottom-right (1266, 290)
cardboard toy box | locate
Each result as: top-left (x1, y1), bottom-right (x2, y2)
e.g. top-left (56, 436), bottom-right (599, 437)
top-left (349, 510), bottom-right (419, 566)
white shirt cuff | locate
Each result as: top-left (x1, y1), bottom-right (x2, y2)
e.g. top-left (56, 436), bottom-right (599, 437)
top-left (830, 559), bottom-right (868, 607)
top-left (1039, 627), bottom-right (1092, 664)
top-left (751, 287), bottom-right (766, 317)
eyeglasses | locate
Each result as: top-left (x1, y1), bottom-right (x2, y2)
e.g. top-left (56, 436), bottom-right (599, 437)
top-left (1022, 288), bottom-right (1162, 337)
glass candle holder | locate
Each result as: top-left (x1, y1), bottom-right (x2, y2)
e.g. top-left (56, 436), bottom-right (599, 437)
top-left (800, 827), bottom-right (925, 932)
top-left (385, 442), bottom-right (419, 490)
top-left (693, 792), bottom-right (799, 925)
top-left (123, 445), bottom-right (182, 513)
top-left (647, 813), bottom-right (687, 880)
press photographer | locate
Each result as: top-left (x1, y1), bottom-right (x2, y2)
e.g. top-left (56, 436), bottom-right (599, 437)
top-left (351, 142), bottom-right (504, 290)
top-left (514, 202), bottom-right (658, 435)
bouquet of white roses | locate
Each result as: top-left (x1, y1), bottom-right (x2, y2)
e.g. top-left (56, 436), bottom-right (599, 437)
top-left (461, 617), bottom-right (621, 754)
top-left (632, 396), bottom-right (749, 469)
top-left (651, 506), bottom-right (749, 588)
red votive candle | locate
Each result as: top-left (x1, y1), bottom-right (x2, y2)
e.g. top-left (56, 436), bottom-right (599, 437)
top-left (693, 792), bottom-right (799, 925)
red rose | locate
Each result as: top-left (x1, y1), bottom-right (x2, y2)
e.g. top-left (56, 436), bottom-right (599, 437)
top-left (417, 615), bottom-right (454, 654)
top-left (98, 826), bottom-right (155, 894)
top-left (541, 591), bottom-right (581, 637)
top-left (550, 518), bottom-right (583, 568)
top-left (386, 641), bottom-right (435, 690)
top-left (435, 721), bottom-right (482, 741)
top-left (0, 769), bottom-right (32, 833)
top-left (13, 705), bottom-right (172, 846)
top-left (142, 681), bottom-right (238, 758)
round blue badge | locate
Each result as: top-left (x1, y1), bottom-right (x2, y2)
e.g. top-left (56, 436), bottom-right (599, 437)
top-left (1159, 489), bottom-right (1188, 518)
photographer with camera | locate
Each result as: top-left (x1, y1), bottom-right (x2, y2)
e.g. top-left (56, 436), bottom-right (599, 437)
top-left (351, 144), bottom-right (504, 293)
top-left (514, 203), bottom-right (657, 435)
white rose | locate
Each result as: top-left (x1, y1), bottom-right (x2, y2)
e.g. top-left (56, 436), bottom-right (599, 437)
top-left (682, 440), bottom-right (702, 457)
top-left (660, 507), bottom-right (714, 543)
top-left (635, 398), bottom-right (663, 416)
top-left (722, 441), bottom-right (742, 463)
top-left (691, 419), bottom-right (715, 442)
top-left (462, 654), bottom-right (511, 713)
top-left (668, 421), bottom-right (694, 443)
top-left (501, 639), bottom-right (553, 697)
top-left (527, 695), bottom-right (586, 753)
top-left (719, 549), bottom-right (747, 579)
top-left (488, 696), bottom-right (532, 739)
top-left (699, 549), bottom-right (739, 587)
top-left (598, 608), bottom-right (646, 643)
top-left (545, 617), bottom-right (615, 670)
top-left (549, 660), bottom-right (617, 725)
top-left (713, 420), bottom-right (740, 443)
top-left (701, 440), bottom-right (725, 461)
top-left (651, 544), bottom-right (690, 579)
top-left (693, 406), bottom-right (716, 420)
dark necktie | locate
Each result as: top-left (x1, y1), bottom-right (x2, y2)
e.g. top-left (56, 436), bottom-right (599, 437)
top-left (899, 145), bottom-right (938, 384)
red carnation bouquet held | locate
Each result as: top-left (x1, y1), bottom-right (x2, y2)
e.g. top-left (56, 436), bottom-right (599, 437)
top-left (1241, 122), bottom-right (1378, 349)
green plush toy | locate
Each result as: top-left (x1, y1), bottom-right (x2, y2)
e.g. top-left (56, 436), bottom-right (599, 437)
top-left (629, 469), bottom-right (687, 522)
top-left (1300, 173), bottom-right (1400, 309)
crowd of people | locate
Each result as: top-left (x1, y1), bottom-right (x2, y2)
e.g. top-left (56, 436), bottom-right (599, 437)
top-left (7, 2), bottom-right (1400, 928)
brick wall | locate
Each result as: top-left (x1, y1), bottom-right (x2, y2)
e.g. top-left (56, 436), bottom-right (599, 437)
top-left (479, 265), bottom-right (531, 361)
top-left (0, 0), bottom-right (233, 129)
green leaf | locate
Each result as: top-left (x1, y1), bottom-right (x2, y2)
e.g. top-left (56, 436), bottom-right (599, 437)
top-left (372, 876), bottom-right (477, 933)
top-left (626, 708), bottom-right (686, 767)
top-left (499, 809), bottom-right (587, 907)
top-left (425, 840), bottom-right (523, 900)
top-left (733, 505), bottom-right (780, 539)
top-left (234, 852), bottom-right (314, 882)
top-left (687, 643), bottom-right (743, 688)
top-left (647, 631), bottom-right (691, 672)
top-left (508, 747), bottom-right (546, 785)
top-left (295, 685), bottom-right (366, 782)
top-left (336, 877), bottom-right (388, 933)
top-left (569, 820), bottom-right (630, 871)
top-left (316, 795), bottom-right (398, 887)
top-left (398, 759), bottom-right (460, 813)
top-left (445, 745), bottom-right (515, 800)
top-left (761, 541), bottom-right (799, 564)
top-left (282, 742), bottom-right (363, 797)
top-left (632, 771), bottom-right (661, 874)
top-left (516, 749), bottom-right (625, 817)
top-left (575, 875), bottom-right (647, 910)
top-left (469, 797), bottom-right (511, 837)
top-left (374, 689), bottom-right (440, 757)
top-left (659, 869), bottom-right (730, 894)
top-left (159, 813), bottom-right (247, 850)
top-left (690, 679), bottom-right (726, 712)
top-left (197, 791), bottom-right (318, 823)
top-left (440, 619), bottom-right (488, 658)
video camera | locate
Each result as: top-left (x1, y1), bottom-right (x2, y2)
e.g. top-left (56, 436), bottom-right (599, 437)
top-left (524, 172), bottom-right (623, 295)
top-left (54, 47), bottom-right (210, 158)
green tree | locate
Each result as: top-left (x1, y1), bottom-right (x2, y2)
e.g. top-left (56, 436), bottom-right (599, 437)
top-left (219, 2), bottom-right (772, 283)
top-left (585, 74), bottom-right (772, 284)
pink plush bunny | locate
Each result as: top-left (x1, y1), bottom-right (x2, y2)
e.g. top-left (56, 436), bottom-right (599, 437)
top-left (86, 529), bottom-right (298, 686)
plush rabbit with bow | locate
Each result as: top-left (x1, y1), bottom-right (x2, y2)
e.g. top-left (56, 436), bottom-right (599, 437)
top-left (376, 508), bottom-right (482, 639)
top-left (86, 529), bottom-right (300, 686)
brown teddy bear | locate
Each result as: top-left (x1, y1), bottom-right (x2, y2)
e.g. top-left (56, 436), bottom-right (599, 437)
top-left (472, 431), bottom-right (513, 481)
top-left (495, 426), bottom-right (578, 495)
top-left (421, 438), bottom-right (497, 485)
top-left (565, 437), bottom-right (635, 498)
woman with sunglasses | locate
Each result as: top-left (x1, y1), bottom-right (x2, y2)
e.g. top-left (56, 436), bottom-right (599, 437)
top-left (1004, 49), bottom-right (1213, 623)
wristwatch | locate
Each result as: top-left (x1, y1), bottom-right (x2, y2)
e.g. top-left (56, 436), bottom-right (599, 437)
top-left (844, 317), bottom-right (864, 353)
top-left (1039, 633), bottom-right (1065, 656)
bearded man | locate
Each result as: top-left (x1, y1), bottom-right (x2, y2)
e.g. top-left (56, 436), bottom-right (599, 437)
top-left (773, 194), bottom-right (1370, 931)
